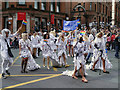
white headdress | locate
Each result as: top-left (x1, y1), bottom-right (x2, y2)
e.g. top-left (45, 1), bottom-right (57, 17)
top-left (1, 28), bottom-right (11, 38)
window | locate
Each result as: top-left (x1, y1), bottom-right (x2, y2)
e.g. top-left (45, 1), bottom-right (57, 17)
top-left (4, 17), bottom-right (8, 28)
top-left (5, 2), bottom-right (9, 8)
top-left (90, 2), bottom-right (92, 10)
top-left (19, 0), bottom-right (25, 5)
top-left (51, 2), bottom-right (55, 12)
top-left (42, 18), bottom-right (47, 28)
top-left (34, 0), bottom-right (39, 9)
top-left (103, 5), bottom-right (104, 14)
top-left (57, 1), bottom-right (60, 12)
top-left (57, 19), bottom-right (62, 26)
top-left (78, 3), bottom-right (81, 11)
top-left (83, 3), bottom-right (85, 8)
top-left (41, 1), bottom-right (46, 10)
top-left (99, 3), bottom-right (101, 12)
top-left (95, 4), bottom-right (96, 12)
top-left (106, 6), bottom-right (107, 15)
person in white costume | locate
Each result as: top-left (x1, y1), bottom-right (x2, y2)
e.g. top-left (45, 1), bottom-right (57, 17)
top-left (49, 30), bottom-right (60, 66)
top-left (31, 32), bottom-right (40, 58)
top-left (72, 36), bottom-right (88, 83)
top-left (0, 25), bottom-right (22, 79)
top-left (19, 32), bottom-right (40, 73)
top-left (91, 32), bottom-right (112, 73)
top-left (56, 32), bottom-right (70, 67)
top-left (67, 31), bottom-right (74, 57)
top-left (86, 28), bottom-right (96, 63)
top-left (41, 33), bottom-right (51, 69)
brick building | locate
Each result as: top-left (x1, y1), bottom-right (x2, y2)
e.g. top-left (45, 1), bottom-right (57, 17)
top-left (1, 1), bottom-right (120, 33)
top-left (1, 1), bottom-right (67, 33)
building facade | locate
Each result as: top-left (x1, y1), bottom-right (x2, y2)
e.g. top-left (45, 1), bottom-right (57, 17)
top-left (1, 1), bottom-right (67, 33)
top-left (1, 1), bottom-right (120, 33)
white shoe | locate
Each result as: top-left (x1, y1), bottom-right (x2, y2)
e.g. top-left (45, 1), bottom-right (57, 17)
top-left (85, 72), bottom-right (88, 76)
top-left (68, 54), bottom-right (70, 57)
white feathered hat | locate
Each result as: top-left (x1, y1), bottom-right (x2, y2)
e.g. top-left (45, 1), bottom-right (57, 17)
top-left (1, 28), bottom-right (11, 38)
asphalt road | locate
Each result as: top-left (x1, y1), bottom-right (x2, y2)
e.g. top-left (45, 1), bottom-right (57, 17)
top-left (0, 49), bottom-right (119, 89)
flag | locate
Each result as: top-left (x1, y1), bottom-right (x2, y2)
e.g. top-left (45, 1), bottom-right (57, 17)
top-left (77, 21), bottom-right (80, 24)
top-left (44, 40), bottom-right (48, 43)
top-left (22, 20), bottom-right (27, 25)
top-left (80, 31), bottom-right (86, 35)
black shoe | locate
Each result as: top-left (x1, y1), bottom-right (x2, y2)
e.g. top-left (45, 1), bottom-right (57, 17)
top-left (6, 70), bottom-right (10, 76)
top-left (103, 71), bottom-right (109, 74)
top-left (2, 73), bottom-right (7, 79)
top-left (90, 69), bottom-right (97, 72)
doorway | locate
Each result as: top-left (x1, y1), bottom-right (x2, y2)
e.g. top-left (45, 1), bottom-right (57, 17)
top-left (17, 20), bottom-right (26, 34)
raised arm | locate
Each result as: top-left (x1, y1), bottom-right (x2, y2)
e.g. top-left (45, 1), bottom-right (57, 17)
top-left (10, 24), bottom-right (23, 38)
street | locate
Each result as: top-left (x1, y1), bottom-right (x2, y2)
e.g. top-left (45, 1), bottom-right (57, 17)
top-left (0, 49), bottom-right (119, 89)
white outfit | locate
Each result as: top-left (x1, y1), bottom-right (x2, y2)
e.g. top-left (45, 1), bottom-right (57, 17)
top-left (41, 39), bottom-right (51, 58)
top-left (73, 42), bottom-right (87, 70)
top-left (90, 37), bottom-right (112, 70)
top-left (31, 35), bottom-right (40, 57)
top-left (56, 37), bottom-right (68, 65)
top-left (0, 29), bottom-right (18, 74)
top-left (19, 39), bottom-right (40, 71)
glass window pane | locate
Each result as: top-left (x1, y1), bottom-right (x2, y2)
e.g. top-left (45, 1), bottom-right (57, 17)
top-left (34, 0), bottom-right (38, 9)
top-left (19, 0), bottom-right (25, 4)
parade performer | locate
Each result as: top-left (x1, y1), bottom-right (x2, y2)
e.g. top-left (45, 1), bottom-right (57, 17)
top-left (56, 32), bottom-right (70, 67)
top-left (41, 33), bottom-right (51, 69)
top-left (72, 36), bottom-right (88, 83)
top-left (49, 30), bottom-right (60, 66)
top-left (19, 31), bottom-right (40, 73)
top-left (0, 25), bottom-right (22, 79)
top-left (31, 31), bottom-right (40, 58)
top-left (90, 32), bottom-right (112, 73)
top-left (67, 31), bottom-right (74, 57)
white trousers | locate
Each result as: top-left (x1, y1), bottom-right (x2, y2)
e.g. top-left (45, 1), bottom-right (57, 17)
top-left (1, 58), bottom-right (13, 74)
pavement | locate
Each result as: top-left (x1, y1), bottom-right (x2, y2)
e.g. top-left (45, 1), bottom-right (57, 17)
top-left (0, 49), bottom-right (119, 89)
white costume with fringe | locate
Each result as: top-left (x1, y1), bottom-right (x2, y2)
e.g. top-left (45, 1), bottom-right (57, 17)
top-left (31, 35), bottom-right (40, 57)
top-left (90, 37), bottom-right (112, 70)
top-left (0, 29), bottom-right (18, 73)
top-left (19, 39), bottom-right (40, 71)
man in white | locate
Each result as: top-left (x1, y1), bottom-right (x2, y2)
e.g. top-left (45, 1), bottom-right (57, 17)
top-left (0, 25), bottom-right (22, 79)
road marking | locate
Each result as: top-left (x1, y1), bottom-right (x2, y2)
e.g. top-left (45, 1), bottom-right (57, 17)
top-left (4, 74), bottom-right (62, 89)
top-left (5, 74), bottom-right (58, 77)
top-left (50, 61), bottom-right (58, 71)
top-left (12, 56), bottom-right (19, 65)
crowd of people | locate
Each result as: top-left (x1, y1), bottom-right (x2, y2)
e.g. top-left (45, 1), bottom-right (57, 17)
top-left (0, 23), bottom-right (120, 83)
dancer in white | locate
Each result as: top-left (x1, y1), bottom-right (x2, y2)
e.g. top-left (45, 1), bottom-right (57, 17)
top-left (0, 25), bottom-right (22, 79)
top-left (68, 31), bottom-right (74, 57)
top-left (19, 32), bottom-right (40, 73)
top-left (56, 32), bottom-right (70, 67)
top-left (91, 32), bottom-right (112, 73)
top-left (72, 36), bottom-right (88, 83)
top-left (31, 32), bottom-right (40, 58)
top-left (41, 33), bottom-right (51, 69)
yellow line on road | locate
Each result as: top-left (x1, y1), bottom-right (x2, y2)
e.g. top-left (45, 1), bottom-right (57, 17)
top-left (4, 74), bottom-right (62, 89)
top-left (12, 56), bottom-right (19, 65)
top-left (5, 74), bottom-right (58, 77)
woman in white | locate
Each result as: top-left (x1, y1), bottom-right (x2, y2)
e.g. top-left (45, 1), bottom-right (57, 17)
top-left (56, 32), bottom-right (70, 67)
top-left (91, 32), bottom-right (112, 73)
top-left (49, 30), bottom-right (60, 66)
top-left (41, 33), bottom-right (51, 69)
top-left (0, 25), bottom-right (22, 79)
top-left (19, 32), bottom-right (40, 73)
top-left (67, 31), bottom-right (74, 57)
top-left (31, 32), bottom-right (40, 58)
top-left (72, 36), bottom-right (88, 83)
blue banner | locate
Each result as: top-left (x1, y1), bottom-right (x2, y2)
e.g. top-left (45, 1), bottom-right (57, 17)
top-left (63, 19), bottom-right (79, 31)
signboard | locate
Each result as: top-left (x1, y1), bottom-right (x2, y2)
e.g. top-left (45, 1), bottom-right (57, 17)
top-left (63, 19), bottom-right (79, 31)
top-left (51, 15), bottom-right (54, 24)
top-left (17, 12), bottom-right (26, 20)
